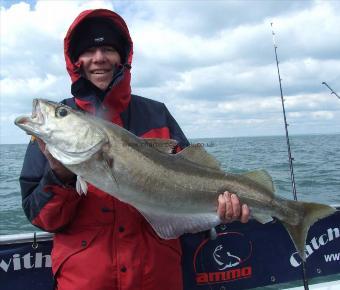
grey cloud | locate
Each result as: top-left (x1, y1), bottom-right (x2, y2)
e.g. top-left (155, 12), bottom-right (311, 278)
top-left (126, 0), bottom-right (314, 37)
top-left (1, 0), bottom-right (340, 144)
top-left (1, 74), bottom-right (70, 114)
top-left (131, 53), bottom-right (182, 87)
top-left (1, 41), bottom-right (64, 79)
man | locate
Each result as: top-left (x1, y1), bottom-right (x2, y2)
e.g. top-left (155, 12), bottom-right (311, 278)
top-left (20, 9), bottom-right (249, 290)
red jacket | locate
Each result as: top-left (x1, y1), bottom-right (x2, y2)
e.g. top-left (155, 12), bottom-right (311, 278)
top-left (20, 9), bottom-right (189, 290)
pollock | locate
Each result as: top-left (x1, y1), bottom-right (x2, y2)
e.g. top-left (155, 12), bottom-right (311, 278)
top-left (15, 99), bottom-right (336, 260)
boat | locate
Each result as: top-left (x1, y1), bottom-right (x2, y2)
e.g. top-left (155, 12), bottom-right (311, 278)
top-left (1, 206), bottom-right (339, 289)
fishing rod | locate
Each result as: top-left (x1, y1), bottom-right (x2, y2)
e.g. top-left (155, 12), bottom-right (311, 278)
top-left (270, 23), bottom-right (310, 290)
top-left (322, 82), bottom-right (340, 99)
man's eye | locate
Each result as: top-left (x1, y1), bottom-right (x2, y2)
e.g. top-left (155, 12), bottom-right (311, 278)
top-left (55, 107), bottom-right (68, 118)
top-left (81, 48), bottom-right (96, 56)
top-left (103, 46), bottom-right (116, 52)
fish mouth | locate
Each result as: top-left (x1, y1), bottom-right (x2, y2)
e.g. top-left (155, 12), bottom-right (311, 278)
top-left (14, 99), bottom-right (45, 136)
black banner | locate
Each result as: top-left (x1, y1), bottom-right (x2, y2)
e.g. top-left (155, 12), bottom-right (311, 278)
top-left (1, 211), bottom-right (339, 289)
top-left (181, 211), bottom-right (340, 289)
top-left (0, 241), bottom-right (53, 290)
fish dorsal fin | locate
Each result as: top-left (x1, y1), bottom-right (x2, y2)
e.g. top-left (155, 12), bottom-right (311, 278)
top-left (141, 138), bottom-right (178, 153)
top-left (242, 170), bottom-right (275, 193)
top-left (177, 145), bottom-right (223, 172)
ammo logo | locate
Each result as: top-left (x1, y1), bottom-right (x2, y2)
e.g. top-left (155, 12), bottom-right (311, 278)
top-left (193, 232), bottom-right (253, 284)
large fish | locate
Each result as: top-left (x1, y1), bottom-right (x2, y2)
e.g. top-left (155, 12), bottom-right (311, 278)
top-left (15, 99), bottom-right (336, 260)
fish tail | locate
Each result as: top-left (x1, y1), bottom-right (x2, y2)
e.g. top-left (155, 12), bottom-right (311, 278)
top-left (282, 201), bottom-right (336, 261)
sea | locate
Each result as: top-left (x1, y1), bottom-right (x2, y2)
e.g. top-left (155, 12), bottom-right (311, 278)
top-left (0, 133), bottom-right (339, 236)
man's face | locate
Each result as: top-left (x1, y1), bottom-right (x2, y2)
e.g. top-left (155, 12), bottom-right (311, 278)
top-left (78, 46), bottom-right (121, 91)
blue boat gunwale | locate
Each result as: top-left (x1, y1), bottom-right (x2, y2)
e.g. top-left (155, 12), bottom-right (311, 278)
top-left (1, 205), bottom-right (339, 290)
top-left (1, 204), bottom-right (339, 245)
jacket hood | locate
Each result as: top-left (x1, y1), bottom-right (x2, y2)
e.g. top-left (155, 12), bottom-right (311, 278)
top-left (64, 9), bottom-right (134, 126)
top-left (64, 9), bottom-right (133, 83)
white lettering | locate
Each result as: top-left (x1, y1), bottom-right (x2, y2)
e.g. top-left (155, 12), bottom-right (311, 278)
top-left (23, 253), bottom-right (34, 269)
top-left (0, 252), bottom-right (52, 272)
top-left (0, 258), bottom-right (12, 272)
top-left (34, 252), bottom-right (51, 268)
top-left (319, 234), bottom-right (328, 246)
top-left (324, 253), bottom-right (340, 262)
top-left (290, 252), bottom-right (301, 267)
top-left (290, 227), bottom-right (340, 267)
top-left (311, 237), bottom-right (320, 250)
top-left (13, 254), bottom-right (21, 270)
top-left (328, 228), bottom-right (340, 241)
top-left (305, 245), bottom-right (314, 259)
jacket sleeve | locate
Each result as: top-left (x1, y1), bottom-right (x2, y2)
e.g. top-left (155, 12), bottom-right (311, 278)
top-left (20, 139), bottom-right (81, 232)
top-left (164, 105), bottom-right (190, 150)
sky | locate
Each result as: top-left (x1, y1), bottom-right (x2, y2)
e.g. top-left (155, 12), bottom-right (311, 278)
top-left (1, 0), bottom-right (340, 144)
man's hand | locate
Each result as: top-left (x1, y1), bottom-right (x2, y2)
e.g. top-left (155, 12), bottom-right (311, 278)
top-left (217, 191), bottom-right (250, 223)
top-left (36, 138), bottom-right (75, 184)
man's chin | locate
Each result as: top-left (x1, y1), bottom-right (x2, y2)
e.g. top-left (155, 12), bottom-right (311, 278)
top-left (91, 79), bottom-right (111, 91)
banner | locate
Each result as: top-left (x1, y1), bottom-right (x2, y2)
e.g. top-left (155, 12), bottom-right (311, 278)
top-left (0, 240), bottom-right (53, 290)
top-left (1, 211), bottom-right (339, 289)
top-left (181, 211), bottom-right (340, 289)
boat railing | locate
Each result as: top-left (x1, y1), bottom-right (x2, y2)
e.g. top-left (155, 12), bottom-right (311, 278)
top-left (0, 231), bottom-right (53, 245)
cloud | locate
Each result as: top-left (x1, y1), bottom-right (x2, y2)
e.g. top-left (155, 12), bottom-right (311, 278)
top-left (0, 0), bottom-right (340, 144)
top-left (124, 0), bottom-right (314, 37)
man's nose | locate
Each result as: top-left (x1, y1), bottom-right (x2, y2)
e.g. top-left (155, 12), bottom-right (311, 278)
top-left (92, 48), bottom-right (106, 62)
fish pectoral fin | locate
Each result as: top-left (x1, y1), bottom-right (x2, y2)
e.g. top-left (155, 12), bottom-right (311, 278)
top-left (141, 138), bottom-right (178, 153)
top-left (76, 176), bottom-right (88, 195)
top-left (242, 170), bottom-right (275, 193)
top-left (102, 151), bottom-right (114, 169)
top-left (176, 145), bottom-right (223, 172)
top-left (102, 154), bottom-right (119, 189)
top-left (209, 227), bottom-right (217, 240)
top-left (138, 209), bottom-right (221, 239)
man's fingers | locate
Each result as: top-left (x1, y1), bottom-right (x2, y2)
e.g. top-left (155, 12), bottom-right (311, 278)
top-left (224, 191), bottom-right (233, 220)
top-left (217, 192), bottom-right (233, 222)
top-left (231, 193), bottom-right (241, 220)
top-left (217, 191), bottom-right (250, 224)
top-left (36, 138), bottom-right (46, 152)
top-left (240, 204), bottom-right (250, 223)
top-left (36, 138), bottom-right (54, 161)
top-left (34, 137), bottom-right (75, 183)
top-left (217, 194), bottom-right (226, 220)
top-left (36, 138), bottom-right (60, 166)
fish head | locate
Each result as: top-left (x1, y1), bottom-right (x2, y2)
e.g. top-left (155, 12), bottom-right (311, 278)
top-left (15, 99), bottom-right (108, 164)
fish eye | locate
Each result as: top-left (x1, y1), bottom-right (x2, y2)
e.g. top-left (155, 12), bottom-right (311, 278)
top-left (55, 107), bottom-right (68, 118)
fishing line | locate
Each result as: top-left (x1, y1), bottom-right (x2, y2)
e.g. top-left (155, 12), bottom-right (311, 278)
top-left (322, 82), bottom-right (340, 100)
top-left (270, 22), bottom-right (310, 290)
